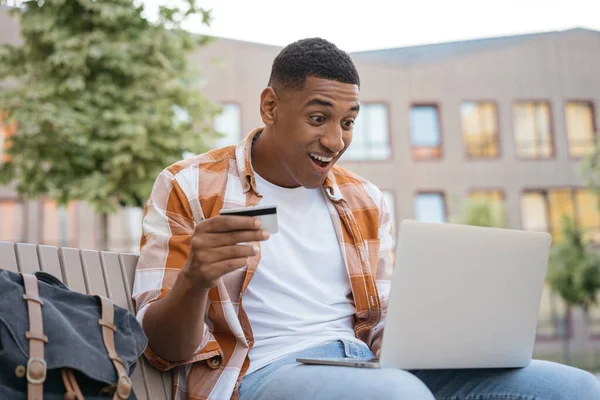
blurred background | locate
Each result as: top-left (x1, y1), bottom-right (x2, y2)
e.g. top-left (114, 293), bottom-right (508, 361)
top-left (1, 0), bottom-right (600, 371)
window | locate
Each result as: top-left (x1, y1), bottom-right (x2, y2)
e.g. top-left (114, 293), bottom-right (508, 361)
top-left (343, 103), bottom-right (390, 161)
top-left (513, 102), bottom-right (553, 159)
top-left (565, 101), bottom-right (596, 158)
top-left (470, 189), bottom-right (504, 203)
top-left (381, 190), bottom-right (397, 247)
top-left (214, 103), bottom-right (241, 148)
top-left (574, 190), bottom-right (600, 244)
top-left (537, 283), bottom-right (569, 340)
top-left (0, 200), bottom-right (25, 242)
top-left (414, 192), bottom-right (446, 223)
top-left (41, 200), bottom-right (78, 247)
top-left (521, 189), bottom-right (600, 244)
top-left (410, 105), bottom-right (442, 160)
top-left (461, 102), bottom-right (499, 158)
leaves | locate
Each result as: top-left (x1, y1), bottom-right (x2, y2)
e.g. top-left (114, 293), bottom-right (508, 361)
top-left (548, 216), bottom-right (600, 311)
top-left (452, 197), bottom-right (506, 228)
top-left (0, 0), bottom-right (217, 213)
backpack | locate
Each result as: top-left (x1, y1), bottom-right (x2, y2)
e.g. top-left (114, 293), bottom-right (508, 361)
top-left (0, 269), bottom-right (148, 399)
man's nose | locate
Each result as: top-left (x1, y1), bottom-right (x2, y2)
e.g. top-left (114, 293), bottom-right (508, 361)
top-left (320, 125), bottom-right (345, 154)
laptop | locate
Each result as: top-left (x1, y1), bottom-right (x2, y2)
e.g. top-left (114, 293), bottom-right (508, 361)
top-left (297, 219), bottom-right (551, 370)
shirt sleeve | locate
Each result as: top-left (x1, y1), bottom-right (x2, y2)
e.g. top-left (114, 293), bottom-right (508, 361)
top-left (132, 168), bottom-right (222, 371)
top-left (370, 188), bottom-right (395, 346)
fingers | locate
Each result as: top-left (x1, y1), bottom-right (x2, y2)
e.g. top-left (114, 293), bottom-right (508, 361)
top-left (201, 229), bottom-right (270, 247)
top-left (202, 244), bottom-right (258, 264)
top-left (201, 215), bottom-right (262, 233)
top-left (196, 257), bottom-right (249, 283)
top-left (212, 257), bottom-right (251, 275)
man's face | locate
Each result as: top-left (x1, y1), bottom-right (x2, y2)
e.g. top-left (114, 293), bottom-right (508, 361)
top-left (270, 76), bottom-right (360, 189)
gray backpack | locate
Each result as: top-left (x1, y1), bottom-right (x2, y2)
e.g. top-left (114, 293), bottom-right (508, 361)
top-left (0, 269), bottom-right (147, 399)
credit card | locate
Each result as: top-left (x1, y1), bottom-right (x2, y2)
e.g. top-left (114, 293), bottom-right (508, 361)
top-left (219, 205), bottom-right (278, 234)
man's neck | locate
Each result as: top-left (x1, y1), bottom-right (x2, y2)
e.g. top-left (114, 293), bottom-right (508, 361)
top-left (251, 128), bottom-right (299, 189)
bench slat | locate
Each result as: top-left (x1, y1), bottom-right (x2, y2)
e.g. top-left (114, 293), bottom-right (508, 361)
top-left (120, 253), bottom-right (138, 295)
top-left (59, 247), bottom-right (87, 293)
top-left (0, 241), bottom-right (19, 272)
top-left (15, 243), bottom-right (41, 274)
top-left (81, 250), bottom-right (108, 297)
top-left (101, 252), bottom-right (129, 308)
top-left (119, 253), bottom-right (171, 400)
top-left (100, 251), bottom-right (151, 400)
top-left (38, 245), bottom-right (65, 282)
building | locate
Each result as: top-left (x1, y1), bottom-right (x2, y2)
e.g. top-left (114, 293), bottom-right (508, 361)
top-left (2, 7), bottom-right (600, 361)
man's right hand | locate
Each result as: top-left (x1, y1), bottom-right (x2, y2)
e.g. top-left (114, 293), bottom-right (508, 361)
top-left (184, 215), bottom-right (270, 289)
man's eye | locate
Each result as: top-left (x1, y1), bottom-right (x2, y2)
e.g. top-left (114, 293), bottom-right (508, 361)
top-left (311, 116), bottom-right (326, 123)
top-left (343, 120), bottom-right (355, 128)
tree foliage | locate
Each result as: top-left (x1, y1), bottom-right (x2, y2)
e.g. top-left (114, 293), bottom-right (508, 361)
top-left (453, 197), bottom-right (506, 228)
top-left (548, 215), bottom-right (600, 312)
top-left (0, 0), bottom-right (217, 213)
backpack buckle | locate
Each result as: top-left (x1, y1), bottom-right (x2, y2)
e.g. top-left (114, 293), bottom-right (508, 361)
top-left (116, 373), bottom-right (132, 399)
top-left (26, 357), bottom-right (47, 384)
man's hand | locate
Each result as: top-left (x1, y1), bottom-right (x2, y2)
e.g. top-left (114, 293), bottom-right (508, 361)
top-left (372, 337), bottom-right (382, 359)
top-left (183, 215), bottom-right (270, 289)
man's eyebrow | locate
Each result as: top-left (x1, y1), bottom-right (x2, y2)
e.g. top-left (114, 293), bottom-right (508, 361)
top-left (303, 99), bottom-right (361, 112)
top-left (304, 98), bottom-right (334, 108)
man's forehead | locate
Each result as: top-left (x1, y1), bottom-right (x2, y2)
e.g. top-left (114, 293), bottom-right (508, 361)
top-left (291, 77), bottom-right (360, 105)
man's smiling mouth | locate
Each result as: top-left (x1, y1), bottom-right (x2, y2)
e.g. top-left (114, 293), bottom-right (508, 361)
top-left (309, 152), bottom-right (334, 168)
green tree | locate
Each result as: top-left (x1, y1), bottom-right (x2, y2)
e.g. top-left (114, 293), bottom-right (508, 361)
top-left (548, 215), bottom-right (600, 367)
top-left (0, 0), bottom-right (217, 249)
top-left (453, 197), bottom-right (506, 228)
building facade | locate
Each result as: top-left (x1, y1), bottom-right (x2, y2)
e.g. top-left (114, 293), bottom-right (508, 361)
top-left (2, 7), bottom-right (600, 360)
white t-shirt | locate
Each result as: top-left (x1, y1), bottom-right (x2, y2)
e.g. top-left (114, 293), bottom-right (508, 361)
top-left (243, 172), bottom-right (363, 375)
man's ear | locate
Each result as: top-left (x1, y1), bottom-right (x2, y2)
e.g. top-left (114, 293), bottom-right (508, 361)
top-left (260, 87), bottom-right (278, 126)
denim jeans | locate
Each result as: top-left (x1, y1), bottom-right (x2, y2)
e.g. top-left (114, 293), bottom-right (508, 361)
top-left (239, 340), bottom-right (600, 400)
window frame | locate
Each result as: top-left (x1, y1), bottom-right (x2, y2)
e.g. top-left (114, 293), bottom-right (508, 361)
top-left (460, 100), bottom-right (501, 160)
top-left (512, 100), bottom-right (556, 160)
top-left (410, 103), bottom-right (444, 161)
top-left (341, 101), bottom-right (393, 163)
top-left (564, 99), bottom-right (597, 160)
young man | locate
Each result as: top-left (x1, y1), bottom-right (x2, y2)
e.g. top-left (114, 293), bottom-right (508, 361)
top-left (133, 38), bottom-right (600, 400)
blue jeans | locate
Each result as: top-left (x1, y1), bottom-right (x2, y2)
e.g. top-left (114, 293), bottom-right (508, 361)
top-left (239, 340), bottom-right (600, 400)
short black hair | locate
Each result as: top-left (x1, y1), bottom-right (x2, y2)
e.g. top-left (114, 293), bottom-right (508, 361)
top-left (268, 38), bottom-right (360, 91)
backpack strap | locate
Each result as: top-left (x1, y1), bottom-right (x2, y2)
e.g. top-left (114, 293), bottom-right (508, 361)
top-left (61, 369), bottom-right (84, 400)
top-left (22, 274), bottom-right (48, 400)
top-left (97, 295), bottom-right (132, 400)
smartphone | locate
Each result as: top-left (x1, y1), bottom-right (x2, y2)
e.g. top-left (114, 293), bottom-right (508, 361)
top-left (219, 204), bottom-right (278, 234)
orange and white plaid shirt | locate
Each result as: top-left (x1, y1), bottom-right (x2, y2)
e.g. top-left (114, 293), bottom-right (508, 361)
top-left (133, 129), bottom-right (395, 400)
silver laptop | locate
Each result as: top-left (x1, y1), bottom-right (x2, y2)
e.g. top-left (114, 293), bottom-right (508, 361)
top-left (297, 220), bottom-right (551, 369)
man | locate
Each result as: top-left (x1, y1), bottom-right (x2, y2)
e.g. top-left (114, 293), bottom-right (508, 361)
top-left (133, 38), bottom-right (600, 400)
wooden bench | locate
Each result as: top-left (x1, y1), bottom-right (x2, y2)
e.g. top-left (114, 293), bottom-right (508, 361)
top-left (0, 241), bottom-right (173, 400)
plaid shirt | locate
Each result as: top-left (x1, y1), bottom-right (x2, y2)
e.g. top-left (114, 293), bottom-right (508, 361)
top-left (133, 129), bottom-right (395, 400)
